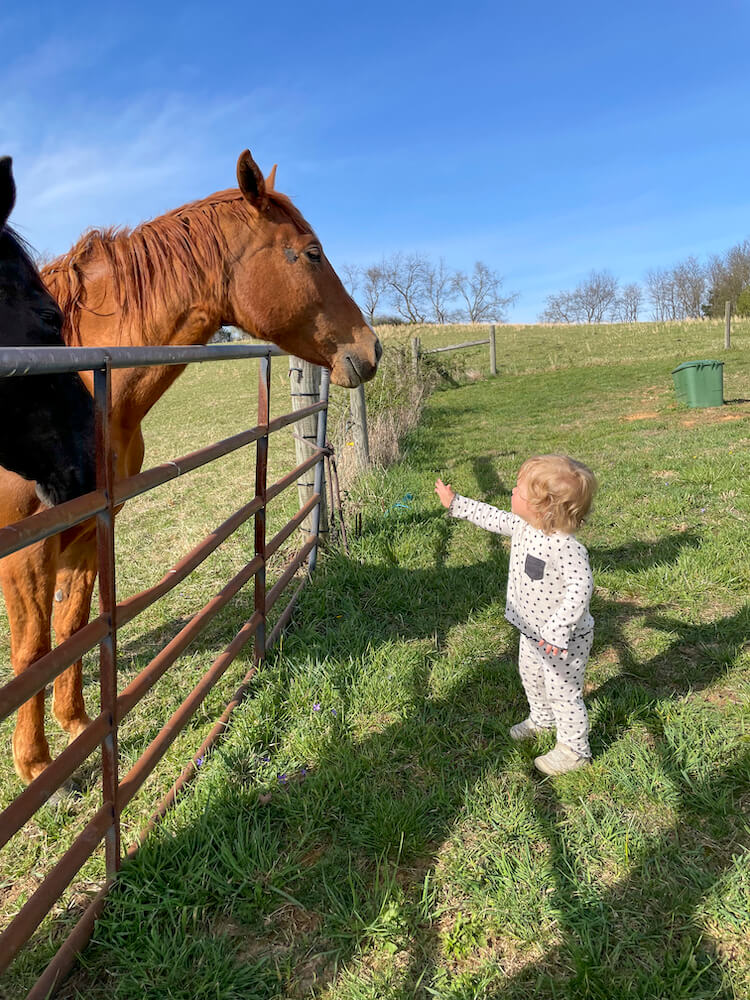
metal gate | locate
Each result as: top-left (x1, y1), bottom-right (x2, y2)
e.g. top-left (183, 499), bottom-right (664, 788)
top-left (0, 343), bottom-right (330, 997)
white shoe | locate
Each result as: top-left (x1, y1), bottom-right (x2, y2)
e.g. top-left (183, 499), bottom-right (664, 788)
top-left (509, 718), bottom-right (552, 742)
top-left (534, 743), bottom-right (591, 776)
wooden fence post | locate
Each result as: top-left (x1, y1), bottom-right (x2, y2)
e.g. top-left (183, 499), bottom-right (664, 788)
top-left (411, 336), bottom-right (421, 375)
top-left (349, 384), bottom-right (370, 470)
top-left (725, 301), bottom-right (731, 349)
top-left (489, 325), bottom-right (497, 375)
top-left (289, 357), bottom-right (328, 540)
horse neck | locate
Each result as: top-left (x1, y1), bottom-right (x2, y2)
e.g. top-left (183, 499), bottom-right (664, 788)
top-left (50, 237), bottom-right (229, 427)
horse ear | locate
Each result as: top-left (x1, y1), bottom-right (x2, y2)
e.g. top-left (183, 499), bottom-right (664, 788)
top-left (265, 164), bottom-right (277, 192)
top-left (237, 150), bottom-right (268, 212)
top-left (0, 156), bottom-right (16, 230)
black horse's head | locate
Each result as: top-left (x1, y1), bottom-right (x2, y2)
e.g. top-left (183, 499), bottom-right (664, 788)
top-left (0, 156), bottom-right (95, 507)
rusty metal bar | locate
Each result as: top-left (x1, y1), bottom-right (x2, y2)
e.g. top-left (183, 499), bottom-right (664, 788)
top-left (113, 425), bottom-right (266, 506)
top-left (117, 608), bottom-right (263, 812)
top-left (0, 343), bottom-right (286, 377)
top-left (0, 489), bottom-right (106, 561)
top-left (266, 399), bottom-right (326, 435)
top-left (265, 536), bottom-right (316, 612)
top-left (94, 362), bottom-right (120, 877)
top-left (116, 552), bottom-right (262, 721)
top-left (0, 713), bottom-right (109, 851)
top-left (127, 609), bottom-right (263, 854)
top-left (0, 804), bottom-right (112, 976)
top-left (25, 882), bottom-right (110, 1000)
top-left (0, 615), bottom-right (108, 725)
top-left (254, 357), bottom-right (270, 669)
top-left (115, 496), bottom-right (262, 629)
top-left (266, 578), bottom-right (307, 650)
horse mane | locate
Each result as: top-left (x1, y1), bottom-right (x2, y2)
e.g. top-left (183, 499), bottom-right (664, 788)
top-left (41, 188), bottom-right (314, 346)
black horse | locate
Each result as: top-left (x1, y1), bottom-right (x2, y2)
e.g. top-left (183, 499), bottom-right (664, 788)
top-left (0, 156), bottom-right (95, 506)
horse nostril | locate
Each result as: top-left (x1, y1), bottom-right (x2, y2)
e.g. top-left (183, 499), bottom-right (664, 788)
top-left (374, 338), bottom-right (383, 362)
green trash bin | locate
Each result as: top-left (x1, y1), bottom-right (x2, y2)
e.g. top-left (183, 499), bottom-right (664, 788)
top-left (671, 360), bottom-right (724, 408)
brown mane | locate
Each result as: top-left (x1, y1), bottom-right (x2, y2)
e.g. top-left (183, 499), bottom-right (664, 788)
top-left (41, 188), bottom-right (315, 345)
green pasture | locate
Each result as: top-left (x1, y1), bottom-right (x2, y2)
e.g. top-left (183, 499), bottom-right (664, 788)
top-left (2, 320), bottom-right (750, 998)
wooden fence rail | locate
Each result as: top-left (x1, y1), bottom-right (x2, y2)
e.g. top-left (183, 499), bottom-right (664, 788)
top-left (413, 324), bottom-right (498, 376)
top-left (0, 343), bottom-right (331, 998)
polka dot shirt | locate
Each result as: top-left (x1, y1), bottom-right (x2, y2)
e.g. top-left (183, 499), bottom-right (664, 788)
top-left (449, 494), bottom-right (594, 648)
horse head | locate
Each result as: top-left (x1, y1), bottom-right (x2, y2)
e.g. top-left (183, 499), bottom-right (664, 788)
top-left (228, 150), bottom-right (381, 388)
top-left (0, 156), bottom-right (95, 506)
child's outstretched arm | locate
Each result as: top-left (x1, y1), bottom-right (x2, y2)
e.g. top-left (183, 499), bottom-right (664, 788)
top-left (436, 479), bottom-right (521, 537)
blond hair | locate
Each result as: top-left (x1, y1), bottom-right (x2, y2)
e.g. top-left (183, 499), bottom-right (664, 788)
top-left (519, 455), bottom-right (597, 534)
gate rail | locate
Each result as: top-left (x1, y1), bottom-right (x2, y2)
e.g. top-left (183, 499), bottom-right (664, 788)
top-left (0, 343), bottom-right (330, 998)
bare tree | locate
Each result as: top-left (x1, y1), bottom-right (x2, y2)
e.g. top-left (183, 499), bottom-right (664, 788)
top-left (361, 263), bottom-right (388, 324)
top-left (452, 261), bottom-right (516, 322)
top-left (613, 282), bottom-right (642, 322)
top-left (540, 290), bottom-right (577, 323)
top-left (671, 255), bottom-right (706, 319)
top-left (539, 270), bottom-right (618, 323)
top-left (384, 252), bottom-right (430, 323)
top-left (424, 257), bottom-right (458, 323)
top-left (645, 267), bottom-right (678, 321)
top-left (339, 263), bottom-right (361, 299)
top-left (704, 239), bottom-right (750, 316)
top-left (579, 270), bottom-right (618, 322)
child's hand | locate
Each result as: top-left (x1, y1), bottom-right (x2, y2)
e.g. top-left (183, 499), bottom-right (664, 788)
top-left (538, 639), bottom-right (568, 660)
top-left (435, 478), bottom-right (456, 509)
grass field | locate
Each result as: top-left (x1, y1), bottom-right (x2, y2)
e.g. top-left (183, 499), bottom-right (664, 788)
top-left (2, 320), bottom-right (750, 998)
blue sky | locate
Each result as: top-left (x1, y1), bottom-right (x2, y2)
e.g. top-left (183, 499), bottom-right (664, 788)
top-left (3, 0), bottom-right (750, 321)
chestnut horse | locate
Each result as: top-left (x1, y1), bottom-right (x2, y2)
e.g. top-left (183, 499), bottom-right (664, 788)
top-left (0, 156), bottom-right (95, 505)
top-left (1, 149), bottom-right (381, 783)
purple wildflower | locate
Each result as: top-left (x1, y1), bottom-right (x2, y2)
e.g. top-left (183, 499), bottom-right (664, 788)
top-left (313, 702), bottom-right (322, 712)
top-left (196, 756), bottom-right (204, 768)
top-left (278, 773), bottom-right (288, 784)
top-left (331, 709), bottom-right (337, 717)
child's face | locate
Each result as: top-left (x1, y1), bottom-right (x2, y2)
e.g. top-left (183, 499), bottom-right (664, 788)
top-left (511, 474), bottom-right (541, 527)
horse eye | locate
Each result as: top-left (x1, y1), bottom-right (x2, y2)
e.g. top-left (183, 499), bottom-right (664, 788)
top-left (305, 246), bottom-right (321, 263)
top-left (41, 308), bottom-right (62, 326)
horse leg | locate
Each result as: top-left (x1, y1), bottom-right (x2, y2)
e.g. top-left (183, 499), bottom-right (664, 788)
top-left (0, 542), bottom-right (57, 783)
top-left (51, 541), bottom-right (97, 742)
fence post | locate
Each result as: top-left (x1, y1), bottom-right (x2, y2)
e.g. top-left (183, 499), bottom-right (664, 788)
top-left (94, 358), bottom-right (120, 877)
top-left (725, 301), bottom-right (731, 349)
top-left (349, 384), bottom-right (370, 470)
top-left (254, 354), bottom-right (270, 667)
top-left (489, 325), bottom-right (497, 375)
top-left (309, 368), bottom-right (331, 574)
top-left (411, 336), bottom-right (420, 375)
top-left (289, 357), bottom-right (328, 539)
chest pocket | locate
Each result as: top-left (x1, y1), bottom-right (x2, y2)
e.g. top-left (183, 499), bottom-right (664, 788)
top-left (525, 554), bottom-right (546, 581)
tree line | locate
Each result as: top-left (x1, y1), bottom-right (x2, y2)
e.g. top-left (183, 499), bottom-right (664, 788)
top-left (540, 239), bottom-right (750, 324)
top-left (341, 254), bottom-right (517, 324)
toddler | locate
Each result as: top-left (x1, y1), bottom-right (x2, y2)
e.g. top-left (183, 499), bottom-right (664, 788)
top-left (435, 455), bottom-right (597, 776)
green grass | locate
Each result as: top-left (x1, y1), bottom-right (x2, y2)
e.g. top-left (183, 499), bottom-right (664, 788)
top-left (2, 320), bottom-right (750, 999)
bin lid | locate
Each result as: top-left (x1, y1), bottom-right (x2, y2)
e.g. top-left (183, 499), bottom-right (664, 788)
top-left (671, 359), bottom-right (724, 373)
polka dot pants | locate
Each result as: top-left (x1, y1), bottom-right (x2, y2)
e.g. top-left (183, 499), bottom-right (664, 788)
top-left (517, 631), bottom-right (593, 758)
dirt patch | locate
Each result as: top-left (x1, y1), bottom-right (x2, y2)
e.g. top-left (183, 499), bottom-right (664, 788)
top-left (681, 412), bottom-right (745, 427)
top-left (624, 412), bottom-right (660, 421)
